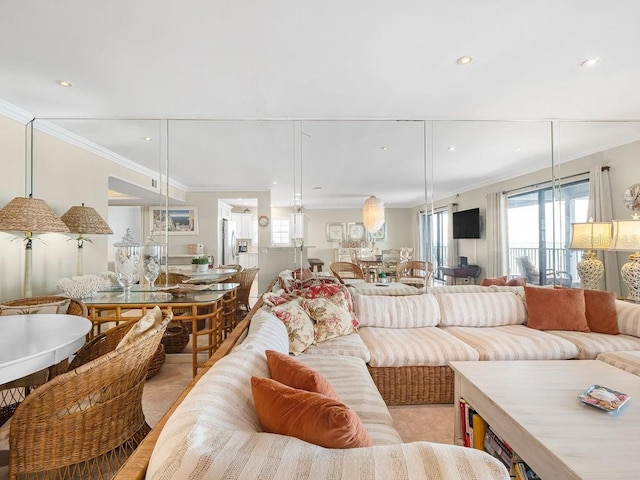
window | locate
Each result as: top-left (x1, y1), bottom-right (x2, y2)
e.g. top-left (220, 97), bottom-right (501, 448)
top-left (507, 179), bottom-right (589, 285)
top-left (271, 217), bottom-right (291, 246)
top-left (422, 209), bottom-right (448, 282)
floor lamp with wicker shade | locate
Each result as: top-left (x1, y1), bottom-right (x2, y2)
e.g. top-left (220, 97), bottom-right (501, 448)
top-left (0, 195), bottom-right (70, 297)
top-left (61, 203), bottom-right (113, 275)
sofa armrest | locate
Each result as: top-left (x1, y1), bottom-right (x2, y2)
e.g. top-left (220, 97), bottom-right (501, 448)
top-left (616, 299), bottom-right (640, 337)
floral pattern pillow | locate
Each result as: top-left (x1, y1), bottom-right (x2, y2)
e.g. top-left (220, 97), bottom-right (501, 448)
top-left (303, 297), bottom-right (359, 344)
top-left (262, 289), bottom-right (294, 308)
top-left (271, 299), bottom-right (315, 355)
top-left (300, 283), bottom-right (355, 313)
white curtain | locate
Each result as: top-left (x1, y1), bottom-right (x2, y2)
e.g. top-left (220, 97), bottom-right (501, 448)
top-left (588, 166), bottom-right (620, 292)
top-left (486, 191), bottom-right (508, 277)
top-left (415, 211), bottom-right (425, 261)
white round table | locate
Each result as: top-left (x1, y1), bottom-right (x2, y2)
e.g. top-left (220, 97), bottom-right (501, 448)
top-left (0, 314), bottom-right (92, 384)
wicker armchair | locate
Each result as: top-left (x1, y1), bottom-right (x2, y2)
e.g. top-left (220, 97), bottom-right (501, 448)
top-left (0, 296), bottom-right (88, 426)
top-left (155, 272), bottom-right (190, 286)
top-left (6, 313), bottom-right (170, 479)
top-left (396, 261), bottom-right (433, 288)
top-left (329, 262), bottom-right (365, 284)
top-left (223, 268), bottom-right (259, 318)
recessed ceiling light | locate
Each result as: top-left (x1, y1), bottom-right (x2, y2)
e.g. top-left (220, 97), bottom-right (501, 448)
top-left (513, 146), bottom-right (522, 151)
top-left (580, 57), bottom-right (601, 67)
top-left (380, 146), bottom-right (389, 151)
top-left (57, 80), bottom-right (72, 87)
top-left (143, 136), bottom-right (152, 141)
top-left (456, 56), bottom-right (473, 65)
top-left (272, 181), bottom-right (278, 185)
top-left (312, 186), bottom-right (322, 190)
top-left (448, 146), bottom-right (456, 151)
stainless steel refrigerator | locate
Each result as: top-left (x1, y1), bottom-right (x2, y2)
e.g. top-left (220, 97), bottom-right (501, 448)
top-left (221, 219), bottom-right (238, 265)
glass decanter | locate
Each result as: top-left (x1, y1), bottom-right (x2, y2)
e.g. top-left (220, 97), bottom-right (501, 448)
top-left (142, 233), bottom-right (162, 290)
top-left (114, 229), bottom-right (141, 297)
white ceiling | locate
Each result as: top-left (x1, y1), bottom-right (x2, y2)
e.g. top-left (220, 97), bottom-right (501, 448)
top-left (2, 1), bottom-right (640, 207)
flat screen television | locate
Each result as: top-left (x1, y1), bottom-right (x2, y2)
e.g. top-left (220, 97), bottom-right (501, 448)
top-left (452, 208), bottom-right (481, 239)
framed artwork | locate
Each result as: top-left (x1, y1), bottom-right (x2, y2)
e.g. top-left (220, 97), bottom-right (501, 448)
top-left (347, 222), bottom-right (366, 241)
top-left (150, 206), bottom-right (199, 235)
top-left (326, 222), bottom-right (345, 242)
top-left (370, 222), bottom-right (387, 241)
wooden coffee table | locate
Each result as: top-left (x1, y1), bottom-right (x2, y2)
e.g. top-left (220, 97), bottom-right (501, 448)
top-left (450, 360), bottom-right (640, 480)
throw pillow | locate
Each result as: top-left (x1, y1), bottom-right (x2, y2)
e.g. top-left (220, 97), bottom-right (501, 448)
top-left (480, 276), bottom-right (507, 286)
top-left (265, 350), bottom-right (339, 400)
top-left (0, 298), bottom-right (71, 316)
top-left (271, 299), bottom-right (316, 355)
top-left (116, 306), bottom-right (166, 349)
top-left (251, 376), bottom-right (372, 449)
top-left (524, 286), bottom-right (590, 332)
top-left (506, 277), bottom-right (527, 286)
top-left (303, 297), bottom-right (359, 344)
top-left (300, 283), bottom-right (355, 312)
top-left (584, 289), bottom-right (618, 334)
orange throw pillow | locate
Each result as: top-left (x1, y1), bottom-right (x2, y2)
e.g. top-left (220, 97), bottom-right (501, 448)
top-left (480, 276), bottom-right (507, 286)
top-left (525, 286), bottom-right (590, 332)
top-left (266, 350), bottom-right (339, 400)
top-left (506, 277), bottom-right (527, 286)
top-left (251, 376), bottom-right (373, 449)
top-left (584, 289), bottom-right (618, 335)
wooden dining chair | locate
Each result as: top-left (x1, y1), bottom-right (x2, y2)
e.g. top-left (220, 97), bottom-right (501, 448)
top-left (5, 312), bottom-right (170, 479)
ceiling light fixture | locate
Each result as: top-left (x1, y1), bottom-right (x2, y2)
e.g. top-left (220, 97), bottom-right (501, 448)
top-left (380, 146), bottom-right (389, 151)
top-left (456, 56), bottom-right (474, 65)
top-left (448, 146), bottom-right (456, 151)
top-left (363, 196), bottom-right (385, 233)
top-left (580, 57), bottom-right (601, 67)
top-left (143, 136), bottom-right (152, 141)
top-left (57, 80), bottom-right (72, 87)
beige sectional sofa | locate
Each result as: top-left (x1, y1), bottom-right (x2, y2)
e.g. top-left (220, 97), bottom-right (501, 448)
top-left (126, 280), bottom-right (640, 479)
top-left (144, 308), bottom-right (510, 480)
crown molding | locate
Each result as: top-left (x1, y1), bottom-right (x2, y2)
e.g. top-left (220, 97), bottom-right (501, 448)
top-left (0, 99), bottom-right (187, 193)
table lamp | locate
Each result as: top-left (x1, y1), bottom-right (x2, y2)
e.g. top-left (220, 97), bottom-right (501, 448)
top-left (61, 203), bottom-right (113, 275)
top-left (569, 219), bottom-right (612, 290)
top-left (0, 195), bottom-right (70, 297)
top-left (609, 215), bottom-right (640, 302)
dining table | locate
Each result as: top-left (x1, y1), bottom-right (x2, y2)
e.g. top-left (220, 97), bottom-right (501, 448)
top-left (0, 314), bottom-right (92, 384)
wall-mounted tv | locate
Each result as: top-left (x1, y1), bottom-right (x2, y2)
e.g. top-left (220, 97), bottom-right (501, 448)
top-left (452, 208), bottom-right (481, 239)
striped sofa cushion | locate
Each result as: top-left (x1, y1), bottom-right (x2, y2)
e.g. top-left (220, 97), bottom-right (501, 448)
top-left (547, 331), bottom-right (640, 360)
top-left (597, 351), bottom-right (640, 377)
top-left (359, 326), bottom-right (479, 367)
top-left (616, 300), bottom-right (640, 337)
top-left (441, 325), bottom-right (580, 361)
top-left (234, 308), bottom-right (290, 354)
top-left (353, 293), bottom-right (441, 328)
top-left (297, 354), bottom-right (397, 432)
top-left (303, 332), bottom-right (371, 362)
top-left (437, 292), bottom-right (526, 327)
top-left (348, 282), bottom-right (421, 296)
top-left (428, 285), bottom-right (490, 294)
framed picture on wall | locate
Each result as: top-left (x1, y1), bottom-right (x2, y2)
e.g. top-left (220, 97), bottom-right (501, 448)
top-left (149, 206), bottom-right (199, 235)
top-left (347, 222), bottom-right (366, 241)
top-left (370, 222), bottom-right (387, 241)
top-left (326, 222), bottom-right (345, 242)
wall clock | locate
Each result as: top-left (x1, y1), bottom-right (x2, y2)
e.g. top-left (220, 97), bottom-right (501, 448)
top-left (258, 215), bottom-right (270, 227)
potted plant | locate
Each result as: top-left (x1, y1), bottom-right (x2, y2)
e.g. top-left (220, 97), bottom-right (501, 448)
top-left (191, 256), bottom-right (209, 272)
top-left (378, 271), bottom-right (387, 284)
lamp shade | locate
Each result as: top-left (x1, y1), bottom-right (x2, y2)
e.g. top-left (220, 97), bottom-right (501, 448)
top-left (363, 195), bottom-right (385, 232)
top-left (569, 222), bottom-right (612, 250)
top-left (610, 219), bottom-right (640, 251)
top-left (61, 203), bottom-right (113, 235)
top-left (0, 196), bottom-right (70, 233)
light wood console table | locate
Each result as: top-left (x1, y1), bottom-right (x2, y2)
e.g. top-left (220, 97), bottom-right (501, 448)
top-left (451, 360), bottom-right (640, 480)
top-left (84, 284), bottom-right (238, 377)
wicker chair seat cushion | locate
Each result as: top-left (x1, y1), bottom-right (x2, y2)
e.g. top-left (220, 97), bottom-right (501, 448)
top-left (359, 326), bottom-right (479, 368)
top-left (545, 331), bottom-right (640, 360)
top-left (353, 293), bottom-right (441, 328)
top-left (436, 292), bottom-right (526, 327)
top-left (441, 325), bottom-right (580, 361)
top-left (597, 351), bottom-right (640, 376)
top-left (302, 332), bottom-right (371, 363)
top-left (0, 298), bottom-right (70, 316)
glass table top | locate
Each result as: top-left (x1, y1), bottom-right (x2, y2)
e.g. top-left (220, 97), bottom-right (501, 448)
top-left (86, 282), bottom-right (240, 304)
